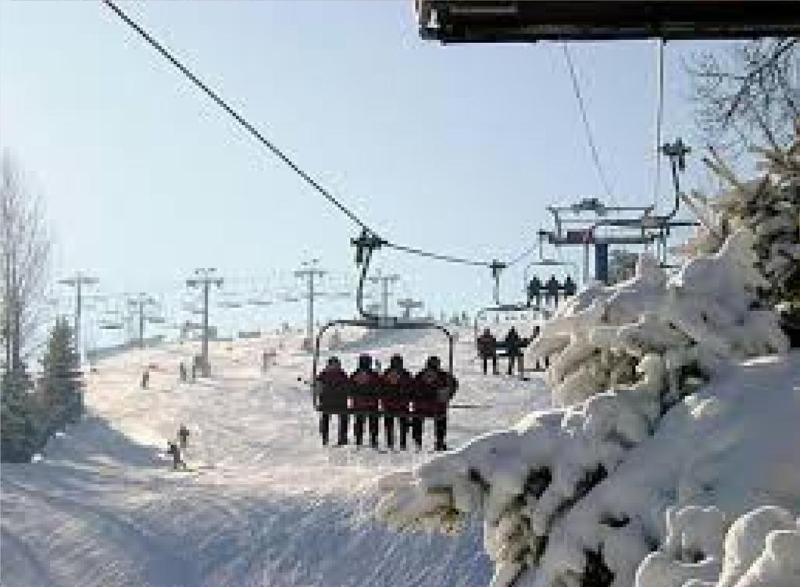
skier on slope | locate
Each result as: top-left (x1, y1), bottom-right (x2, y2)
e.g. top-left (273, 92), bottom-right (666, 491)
top-left (166, 440), bottom-right (186, 470)
top-left (179, 362), bottom-right (187, 383)
top-left (350, 354), bottom-right (381, 448)
top-left (414, 356), bottom-right (458, 452)
top-left (141, 368), bottom-right (150, 389)
top-left (178, 424), bottom-right (190, 449)
top-left (381, 355), bottom-right (413, 450)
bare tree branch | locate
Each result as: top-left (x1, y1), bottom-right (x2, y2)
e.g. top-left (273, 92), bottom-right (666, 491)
top-left (1, 152), bottom-right (51, 373)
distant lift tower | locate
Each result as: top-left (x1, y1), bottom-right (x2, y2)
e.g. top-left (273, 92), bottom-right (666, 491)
top-left (294, 259), bottom-right (326, 351)
top-left (186, 268), bottom-right (223, 375)
top-left (58, 272), bottom-right (99, 361)
top-left (369, 271), bottom-right (400, 318)
top-left (397, 298), bottom-right (424, 320)
top-left (126, 292), bottom-right (157, 348)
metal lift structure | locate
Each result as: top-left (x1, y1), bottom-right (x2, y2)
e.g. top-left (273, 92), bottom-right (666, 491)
top-left (310, 230), bottom-right (457, 414)
top-left (415, 1), bottom-right (800, 43)
top-left (535, 139), bottom-right (697, 284)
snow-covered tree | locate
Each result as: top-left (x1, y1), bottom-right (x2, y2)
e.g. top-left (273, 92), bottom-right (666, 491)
top-left (376, 225), bottom-right (793, 587)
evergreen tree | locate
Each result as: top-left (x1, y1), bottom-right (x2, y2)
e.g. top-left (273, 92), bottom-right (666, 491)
top-left (1, 364), bottom-right (41, 462)
top-left (39, 317), bottom-right (83, 434)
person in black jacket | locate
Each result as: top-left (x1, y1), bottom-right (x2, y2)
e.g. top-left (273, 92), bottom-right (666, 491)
top-left (476, 328), bottom-right (498, 375)
top-left (178, 423), bottom-right (190, 449)
top-left (504, 327), bottom-right (524, 376)
top-left (166, 440), bottom-right (186, 470)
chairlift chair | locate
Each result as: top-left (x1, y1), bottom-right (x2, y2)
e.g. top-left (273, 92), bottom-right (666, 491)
top-left (310, 230), bottom-right (457, 424)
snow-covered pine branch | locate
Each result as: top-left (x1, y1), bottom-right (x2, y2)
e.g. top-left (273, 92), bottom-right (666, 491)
top-left (376, 227), bottom-right (794, 587)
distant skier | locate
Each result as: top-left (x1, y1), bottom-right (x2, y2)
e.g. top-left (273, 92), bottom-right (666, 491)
top-left (477, 328), bottom-right (499, 375)
top-left (262, 350), bottom-right (270, 373)
top-left (527, 275), bottom-right (543, 307)
top-left (504, 327), bottom-right (525, 376)
top-left (141, 368), bottom-right (150, 389)
top-left (166, 440), bottom-right (186, 470)
top-left (178, 424), bottom-right (190, 449)
top-left (545, 274), bottom-right (561, 307)
top-left (191, 357), bottom-right (197, 382)
top-left (179, 362), bottom-right (187, 383)
top-left (563, 275), bottom-right (577, 298)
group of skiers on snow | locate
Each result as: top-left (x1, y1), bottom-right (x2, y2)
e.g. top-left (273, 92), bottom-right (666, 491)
top-left (476, 325), bottom-right (543, 376)
top-left (315, 353), bottom-right (457, 452)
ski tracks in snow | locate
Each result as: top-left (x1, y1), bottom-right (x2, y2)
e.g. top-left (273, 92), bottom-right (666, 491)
top-left (1, 330), bottom-right (550, 586)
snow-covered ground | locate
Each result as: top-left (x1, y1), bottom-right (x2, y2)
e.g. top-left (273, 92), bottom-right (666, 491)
top-left (1, 327), bottom-right (551, 587)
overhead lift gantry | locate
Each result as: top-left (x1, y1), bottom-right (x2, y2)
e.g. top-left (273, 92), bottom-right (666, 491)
top-left (415, 1), bottom-right (800, 43)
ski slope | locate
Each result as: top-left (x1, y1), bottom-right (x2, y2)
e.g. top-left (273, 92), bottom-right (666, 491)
top-left (1, 327), bottom-right (551, 587)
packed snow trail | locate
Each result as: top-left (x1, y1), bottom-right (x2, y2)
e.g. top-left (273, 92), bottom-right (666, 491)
top-left (1, 327), bottom-right (550, 587)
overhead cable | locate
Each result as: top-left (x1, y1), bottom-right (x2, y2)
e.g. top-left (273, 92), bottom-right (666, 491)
top-left (560, 44), bottom-right (615, 204)
top-left (653, 39), bottom-right (665, 211)
top-left (102, 0), bottom-right (511, 269)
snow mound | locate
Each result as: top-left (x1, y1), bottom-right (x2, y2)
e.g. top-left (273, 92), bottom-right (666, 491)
top-left (376, 230), bottom-right (798, 587)
top-left (638, 505), bottom-right (800, 587)
top-left (527, 229), bottom-right (786, 408)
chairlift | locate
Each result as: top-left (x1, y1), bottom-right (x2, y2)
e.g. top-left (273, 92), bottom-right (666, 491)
top-left (247, 298), bottom-right (273, 307)
top-left (218, 300), bottom-right (243, 309)
top-left (310, 230), bottom-right (456, 427)
top-left (535, 140), bottom-right (699, 282)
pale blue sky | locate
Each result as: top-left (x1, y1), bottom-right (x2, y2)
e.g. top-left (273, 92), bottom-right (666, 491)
top-left (1, 1), bottom-right (722, 327)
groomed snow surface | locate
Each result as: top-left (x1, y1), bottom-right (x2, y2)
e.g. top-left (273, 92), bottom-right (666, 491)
top-left (1, 327), bottom-right (551, 587)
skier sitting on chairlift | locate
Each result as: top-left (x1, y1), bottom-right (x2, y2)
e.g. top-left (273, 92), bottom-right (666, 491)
top-left (316, 356), bottom-right (350, 446)
top-left (563, 275), bottom-right (577, 298)
top-left (477, 328), bottom-right (499, 375)
top-left (504, 327), bottom-right (525, 376)
top-left (349, 354), bottom-right (381, 448)
top-left (414, 356), bottom-right (458, 452)
top-left (382, 354), bottom-right (413, 450)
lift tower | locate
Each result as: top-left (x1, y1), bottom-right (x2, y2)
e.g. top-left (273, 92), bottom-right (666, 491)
top-left (186, 268), bottom-right (223, 376)
top-left (126, 292), bottom-right (157, 348)
top-left (369, 271), bottom-right (400, 318)
top-left (294, 259), bottom-right (326, 351)
top-left (58, 272), bottom-right (99, 361)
